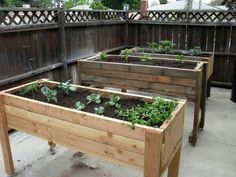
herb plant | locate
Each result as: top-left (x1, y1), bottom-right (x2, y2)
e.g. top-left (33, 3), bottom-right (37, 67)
top-left (87, 93), bottom-right (101, 104)
top-left (140, 54), bottom-right (152, 62)
top-left (176, 54), bottom-right (184, 65)
top-left (158, 40), bottom-right (175, 53)
top-left (190, 46), bottom-right (201, 56)
top-left (58, 80), bottom-right (77, 95)
top-left (41, 86), bottom-right (57, 103)
top-left (105, 95), bottom-right (121, 108)
top-left (147, 42), bottom-right (159, 51)
top-left (95, 106), bottom-right (105, 115)
top-left (75, 101), bottom-right (85, 110)
top-left (98, 52), bottom-right (107, 61)
top-left (116, 97), bottom-right (177, 129)
top-left (20, 83), bottom-right (39, 98)
top-left (120, 48), bottom-right (130, 61)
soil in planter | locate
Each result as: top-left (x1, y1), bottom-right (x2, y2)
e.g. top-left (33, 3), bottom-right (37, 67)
top-left (97, 57), bottom-right (196, 69)
top-left (133, 48), bottom-right (211, 57)
top-left (14, 87), bottom-right (145, 122)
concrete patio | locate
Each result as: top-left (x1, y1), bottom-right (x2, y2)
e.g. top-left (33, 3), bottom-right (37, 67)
top-left (0, 87), bottom-right (235, 177)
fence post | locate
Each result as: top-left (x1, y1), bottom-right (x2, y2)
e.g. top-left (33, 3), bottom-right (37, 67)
top-left (57, 3), bottom-right (68, 81)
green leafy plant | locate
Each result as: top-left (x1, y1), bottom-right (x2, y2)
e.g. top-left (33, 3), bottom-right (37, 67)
top-left (159, 40), bottom-right (175, 53)
top-left (87, 93), bottom-right (101, 104)
top-left (75, 101), bottom-right (86, 110)
top-left (190, 46), bottom-right (201, 56)
top-left (95, 106), bottom-right (105, 115)
top-left (176, 54), bottom-right (184, 65)
top-left (105, 95), bottom-right (121, 108)
top-left (137, 48), bottom-right (145, 53)
top-left (147, 42), bottom-right (159, 51)
top-left (90, 0), bottom-right (108, 10)
top-left (20, 83), bottom-right (39, 98)
top-left (98, 52), bottom-right (107, 61)
top-left (140, 54), bottom-right (152, 62)
top-left (120, 48), bottom-right (130, 61)
top-left (41, 86), bottom-right (57, 103)
top-left (58, 80), bottom-right (77, 95)
top-left (116, 97), bottom-right (177, 129)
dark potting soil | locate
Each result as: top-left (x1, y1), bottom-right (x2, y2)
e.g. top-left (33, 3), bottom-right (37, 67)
top-left (134, 48), bottom-right (211, 57)
top-left (97, 58), bottom-right (196, 69)
top-left (14, 87), bottom-right (145, 122)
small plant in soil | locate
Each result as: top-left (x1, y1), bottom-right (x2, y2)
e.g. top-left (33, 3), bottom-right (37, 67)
top-left (41, 86), bottom-right (57, 103)
top-left (158, 40), bottom-right (175, 53)
top-left (75, 101), bottom-right (86, 110)
top-left (98, 52), bottom-right (107, 61)
top-left (176, 54), bottom-right (184, 65)
top-left (95, 106), bottom-right (105, 115)
top-left (140, 54), bottom-right (152, 62)
top-left (137, 47), bottom-right (145, 53)
top-left (87, 93), bottom-right (101, 104)
top-left (20, 83), bottom-right (39, 98)
top-left (147, 42), bottom-right (159, 51)
top-left (105, 95), bottom-right (121, 108)
top-left (58, 80), bottom-right (77, 95)
top-left (116, 97), bottom-right (177, 129)
top-left (190, 46), bottom-right (201, 56)
top-left (120, 48), bottom-right (130, 61)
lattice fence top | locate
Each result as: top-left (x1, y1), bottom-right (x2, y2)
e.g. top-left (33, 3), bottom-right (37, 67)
top-left (129, 10), bottom-right (236, 23)
top-left (0, 9), bottom-right (58, 27)
top-left (65, 10), bottom-right (127, 23)
top-left (0, 9), bottom-right (235, 27)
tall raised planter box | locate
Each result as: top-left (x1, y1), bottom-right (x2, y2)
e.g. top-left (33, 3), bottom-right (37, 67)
top-left (128, 47), bottom-right (214, 97)
top-left (0, 79), bottom-right (185, 177)
top-left (78, 55), bottom-right (207, 145)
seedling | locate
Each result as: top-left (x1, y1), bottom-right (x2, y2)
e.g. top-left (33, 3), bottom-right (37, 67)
top-left (58, 80), bottom-right (77, 95)
top-left (159, 40), bottom-right (175, 53)
top-left (87, 93), bottom-right (101, 104)
top-left (105, 95), bottom-right (121, 108)
top-left (176, 54), bottom-right (184, 65)
top-left (120, 48), bottom-right (130, 61)
top-left (95, 106), bottom-right (105, 115)
top-left (41, 86), bottom-right (57, 103)
top-left (20, 83), bottom-right (39, 98)
top-left (75, 101), bottom-right (86, 110)
top-left (140, 54), bottom-right (152, 62)
top-left (98, 52), bottom-right (107, 61)
top-left (190, 46), bottom-right (201, 56)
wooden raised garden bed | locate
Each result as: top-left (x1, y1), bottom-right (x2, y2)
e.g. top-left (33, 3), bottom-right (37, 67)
top-left (78, 54), bottom-right (207, 145)
top-left (128, 47), bottom-right (214, 97)
top-left (0, 79), bottom-right (185, 177)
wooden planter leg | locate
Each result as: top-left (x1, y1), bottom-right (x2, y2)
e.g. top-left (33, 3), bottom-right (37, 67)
top-left (200, 64), bottom-right (207, 129)
top-left (189, 72), bottom-right (201, 146)
top-left (48, 141), bottom-right (56, 155)
top-left (0, 95), bottom-right (15, 176)
top-left (206, 76), bottom-right (212, 97)
top-left (167, 145), bottom-right (182, 177)
top-left (144, 131), bottom-right (162, 177)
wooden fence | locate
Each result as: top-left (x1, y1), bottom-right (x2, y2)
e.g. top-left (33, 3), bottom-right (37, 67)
top-left (0, 8), bottom-right (235, 90)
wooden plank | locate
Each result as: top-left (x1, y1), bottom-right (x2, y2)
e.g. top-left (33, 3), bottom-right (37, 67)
top-left (167, 145), bottom-right (182, 177)
top-left (82, 80), bottom-right (195, 102)
top-left (5, 105), bottom-right (145, 154)
top-left (144, 131), bottom-right (163, 177)
top-left (80, 74), bottom-right (195, 95)
top-left (6, 114), bottom-right (144, 170)
top-left (80, 68), bottom-right (196, 87)
top-left (79, 61), bottom-right (196, 79)
top-left (3, 94), bottom-right (162, 142)
top-left (0, 95), bottom-right (15, 176)
top-left (160, 102), bottom-right (185, 170)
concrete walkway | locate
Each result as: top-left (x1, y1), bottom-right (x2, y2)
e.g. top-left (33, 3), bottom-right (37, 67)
top-left (0, 87), bottom-right (235, 177)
